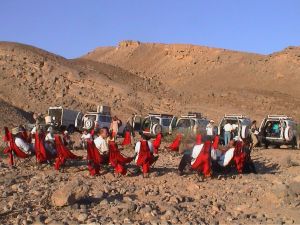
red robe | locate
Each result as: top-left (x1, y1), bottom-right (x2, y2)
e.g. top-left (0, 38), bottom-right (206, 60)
top-left (168, 133), bottom-right (182, 151)
top-left (86, 140), bottom-right (104, 176)
top-left (108, 141), bottom-right (133, 175)
top-left (54, 135), bottom-right (81, 170)
top-left (191, 141), bottom-right (211, 177)
top-left (34, 132), bottom-right (52, 163)
top-left (153, 133), bottom-right (162, 154)
top-left (233, 141), bottom-right (246, 173)
top-left (122, 131), bottom-right (131, 146)
top-left (212, 135), bottom-right (220, 149)
top-left (3, 127), bottom-right (30, 166)
top-left (136, 140), bottom-right (154, 174)
top-left (196, 134), bottom-right (202, 145)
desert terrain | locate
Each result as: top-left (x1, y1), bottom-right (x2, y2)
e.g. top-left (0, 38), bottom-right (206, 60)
top-left (0, 139), bottom-right (300, 225)
top-left (0, 40), bottom-right (300, 128)
top-left (0, 41), bottom-right (300, 224)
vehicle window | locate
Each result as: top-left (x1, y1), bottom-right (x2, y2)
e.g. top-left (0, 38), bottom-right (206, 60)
top-left (86, 115), bottom-right (97, 121)
top-left (177, 119), bottom-right (190, 128)
top-left (99, 115), bottom-right (111, 123)
top-left (198, 120), bottom-right (209, 127)
top-left (151, 117), bottom-right (160, 124)
top-left (161, 118), bottom-right (172, 126)
top-left (106, 116), bottom-right (112, 123)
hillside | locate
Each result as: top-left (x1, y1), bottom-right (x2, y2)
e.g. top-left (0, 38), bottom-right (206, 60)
top-left (0, 41), bottom-right (299, 130)
top-left (83, 41), bottom-right (300, 121)
top-left (0, 42), bottom-right (174, 128)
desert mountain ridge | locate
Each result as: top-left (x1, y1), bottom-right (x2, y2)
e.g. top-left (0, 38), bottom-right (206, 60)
top-left (0, 40), bottom-right (299, 128)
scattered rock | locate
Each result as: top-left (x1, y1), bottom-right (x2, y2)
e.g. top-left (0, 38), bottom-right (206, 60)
top-left (51, 179), bottom-right (89, 207)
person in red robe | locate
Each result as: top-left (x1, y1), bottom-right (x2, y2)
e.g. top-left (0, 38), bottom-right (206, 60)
top-left (108, 141), bottom-right (133, 176)
top-left (153, 133), bottom-right (162, 154)
top-left (134, 132), bottom-right (158, 178)
top-left (167, 133), bottom-right (182, 151)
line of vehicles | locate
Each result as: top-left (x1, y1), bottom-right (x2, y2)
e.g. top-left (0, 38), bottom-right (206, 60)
top-left (42, 106), bottom-right (298, 149)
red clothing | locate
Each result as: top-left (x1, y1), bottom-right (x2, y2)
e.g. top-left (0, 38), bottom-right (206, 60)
top-left (136, 140), bottom-right (154, 174)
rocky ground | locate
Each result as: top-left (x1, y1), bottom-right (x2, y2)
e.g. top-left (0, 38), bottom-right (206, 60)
top-left (0, 137), bottom-right (300, 225)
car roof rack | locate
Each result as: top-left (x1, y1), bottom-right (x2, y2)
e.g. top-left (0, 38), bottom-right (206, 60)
top-left (148, 113), bottom-right (174, 117)
top-left (267, 115), bottom-right (292, 119)
top-left (224, 114), bottom-right (248, 118)
top-left (181, 112), bottom-right (203, 119)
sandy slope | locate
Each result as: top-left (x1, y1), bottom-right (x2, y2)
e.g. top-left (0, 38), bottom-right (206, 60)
top-left (83, 41), bottom-right (300, 121)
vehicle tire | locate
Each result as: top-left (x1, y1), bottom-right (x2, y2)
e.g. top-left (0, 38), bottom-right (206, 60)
top-left (152, 124), bottom-right (162, 136)
top-left (291, 137), bottom-right (298, 149)
top-left (85, 119), bottom-right (94, 130)
top-left (284, 127), bottom-right (293, 142)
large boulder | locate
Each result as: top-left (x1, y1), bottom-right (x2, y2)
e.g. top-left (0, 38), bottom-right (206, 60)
top-left (51, 179), bottom-right (89, 207)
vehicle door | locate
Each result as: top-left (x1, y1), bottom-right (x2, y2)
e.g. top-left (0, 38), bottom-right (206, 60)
top-left (259, 118), bottom-right (267, 134)
top-left (98, 115), bottom-right (111, 128)
top-left (218, 118), bottom-right (225, 136)
top-left (176, 118), bottom-right (191, 134)
top-left (168, 116), bottom-right (178, 134)
top-left (75, 112), bottom-right (84, 130)
top-left (197, 119), bottom-right (209, 135)
top-left (133, 115), bottom-right (142, 131)
top-left (240, 119), bottom-right (251, 139)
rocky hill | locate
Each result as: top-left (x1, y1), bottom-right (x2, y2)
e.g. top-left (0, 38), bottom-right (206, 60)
top-left (0, 41), bottom-right (299, 129)
top-left (83, 41), bottom-right (300, 121)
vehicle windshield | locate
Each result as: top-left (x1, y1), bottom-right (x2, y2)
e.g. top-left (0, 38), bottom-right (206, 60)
top-left (161, 117), bottom-right (172, 126)
top-left (152, 117), bottom-right (160, 124)
top-left (177, 119), bottom-right (191, 128)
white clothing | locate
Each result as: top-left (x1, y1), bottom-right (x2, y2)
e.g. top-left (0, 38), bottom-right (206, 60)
top-left (31, 126), bottom-right (37, 134)
top-left (206, 123), bottom-right (214, 136)
top-left (218, 148), bottom-right (235, 167)
top-left (232, 124), bottom-right (238, 130)
top-left (134, 141), bottom-right (153, 162)
top-left (94, 136), bottom-right (108, 155)
top-left (191, 144), bottom-right (204, 165)
top-left (211, 147), bottom-right (223, 161)
top-left (15, 137), bottom-right (30, 154)
top-left (224, 123), bottom-right (233, 132)
top-left (81, 133), bottom-right (92, 140)
top-left (45, 133), bottom-right (55, 143)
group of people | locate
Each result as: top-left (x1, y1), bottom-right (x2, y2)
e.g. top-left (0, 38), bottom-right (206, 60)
top-left (3, 112), bottom-right (255, 178)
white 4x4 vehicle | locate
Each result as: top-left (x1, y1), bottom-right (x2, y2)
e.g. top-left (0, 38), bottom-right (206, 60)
top-left (218, 114), bottom-right (252, 144)
top-left (174, 112), bottom-right (209, 135)
top-left (259, 115), bottom-right (298, 149)
top-left (141, 113), bottom-right (177, 137)
top-left (76, 106), bottom-right (126, 136)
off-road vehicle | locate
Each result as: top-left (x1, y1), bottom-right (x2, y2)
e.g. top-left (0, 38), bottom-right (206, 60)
top-left (259, 115), bottom-right (298, 149)
top-left (45, 106), bottom-right (82, 132)
top-left (174, 112), bottom-right (209, 135)
top-left (218, 114), bottom-right (252, 144)
top-left (141, 113), bottom-right (177, 137)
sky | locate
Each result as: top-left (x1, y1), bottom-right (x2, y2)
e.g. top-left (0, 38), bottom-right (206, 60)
top-left (0, 0), bottom-right (299, 58)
